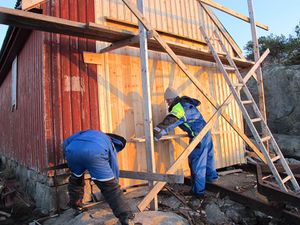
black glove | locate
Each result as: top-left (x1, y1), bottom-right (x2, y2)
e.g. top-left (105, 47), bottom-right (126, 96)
top-left (153, 127), bottom-right (163, 141)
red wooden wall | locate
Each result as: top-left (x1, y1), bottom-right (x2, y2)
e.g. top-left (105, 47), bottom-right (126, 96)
top-left (0, 31), bottom-right (46, 170)
top-left (42, 0), bottom-right (99, 167)
top-left (0, 0), bottom-right (99, 171)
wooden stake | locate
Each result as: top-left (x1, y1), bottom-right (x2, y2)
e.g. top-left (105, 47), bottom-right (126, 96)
top-left (247, 0), bottom-right (269, 152)
top-left (137, 0), bottom-right (158, 210)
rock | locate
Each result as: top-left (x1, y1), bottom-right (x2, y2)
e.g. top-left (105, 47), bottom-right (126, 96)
top-left (286, 158), bottom-right (300, 164)
top-left (224, 204), bottom-right (247, 224)
top-left (248, 65), bottom-right (300, 136)
top-left (205, 202), bottom-right (229, 225)
top-left (133, 211), bottom-right (189, 225)
top-left (44, 208), bottom-right (189, 225)
top-left (189, 198), bottom-right (203, 210)
top-left (158, 195), bottom-right (182, 209)
top-left (271, 134), bottom-right (300, 159)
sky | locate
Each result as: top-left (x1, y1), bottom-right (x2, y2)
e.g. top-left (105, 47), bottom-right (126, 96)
top-left (0, 0), bottom-right (299, 53)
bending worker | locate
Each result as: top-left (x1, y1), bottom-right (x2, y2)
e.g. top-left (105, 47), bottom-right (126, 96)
top-left (153, 87), bottom-right (218, 197)
top-left (63, 129), bottom-right (134, 225)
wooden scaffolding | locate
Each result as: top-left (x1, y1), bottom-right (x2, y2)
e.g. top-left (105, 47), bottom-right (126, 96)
top-left (0, 0), bottom-right (298, 211)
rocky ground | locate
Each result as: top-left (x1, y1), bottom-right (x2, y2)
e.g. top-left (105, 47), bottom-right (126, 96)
top-left (42, 164), bottom-right (299, 225)
top-left (0, 166), bottom-right (44, 225)
top-left (42, 181), bottom-right (286, 225)
top-left (0, 161), bottom-right (299, 225)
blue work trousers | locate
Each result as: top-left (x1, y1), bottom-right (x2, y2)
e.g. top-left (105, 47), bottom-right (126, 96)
top-left (188, 131), bottom-right (218, 196)
top-left (65, 140), bottom-right (117, 181)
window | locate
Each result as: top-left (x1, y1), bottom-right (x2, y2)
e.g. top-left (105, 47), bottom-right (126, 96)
top-left (11, 56), bottom-right (18, 111)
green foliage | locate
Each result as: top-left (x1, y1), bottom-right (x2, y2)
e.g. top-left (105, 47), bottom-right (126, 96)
top-left (244, 22), bottom-right (300, 65)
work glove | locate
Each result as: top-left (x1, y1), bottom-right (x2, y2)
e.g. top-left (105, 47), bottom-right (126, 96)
top-left (153, 127), bottom-right (163, 141)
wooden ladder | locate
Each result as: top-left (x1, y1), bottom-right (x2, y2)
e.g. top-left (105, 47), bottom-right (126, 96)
top-left (200, 26), bottom-right (300, 193)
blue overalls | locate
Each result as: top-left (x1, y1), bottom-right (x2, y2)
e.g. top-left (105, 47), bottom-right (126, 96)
top-left (156, 96), bottom-right (218, 195)
top-left (63, 130), bottom-right (119, 181)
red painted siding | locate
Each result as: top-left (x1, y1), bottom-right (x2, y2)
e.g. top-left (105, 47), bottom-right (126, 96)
top-left (0, 31), bottom-right (46, 171)
top-left (0, 0), bottom-right (98, 171)
top-left (41, 0), bottom-right (98, 167)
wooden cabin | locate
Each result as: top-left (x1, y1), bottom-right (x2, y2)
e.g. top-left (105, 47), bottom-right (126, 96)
top-left (0, 0), bottom-right (268, 212)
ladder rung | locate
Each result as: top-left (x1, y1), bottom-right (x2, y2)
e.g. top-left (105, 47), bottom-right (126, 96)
top-left (261, 136), bottom-right (271, 142)
top-left (251, 118), bottom-right (262, 123)
top-left (262, 175), bottom-right (272, 180)
top-left (242, 100), bottom-right (253, 105)
top-left (225, 67), bottom-right (236, 72)
top-left (271, 155), bottom-right (281, 162)
top-left (282, 175), bottom-right (291, 184)
top-left (233, 83), bottom-right (244, 87)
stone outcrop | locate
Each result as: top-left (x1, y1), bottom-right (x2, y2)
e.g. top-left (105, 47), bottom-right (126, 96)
top-left (247, 65), bottom-right (300, 158)
top-left (263, 65), bottom-right (300, 135)
top-left (247, 65), bottom-right (300, 135)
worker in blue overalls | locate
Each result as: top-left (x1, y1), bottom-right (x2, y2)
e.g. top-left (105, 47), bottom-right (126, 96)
top-left (153, 87), bottom-right (218, 197)
top-left (63, 130), bottom-right (134, 225)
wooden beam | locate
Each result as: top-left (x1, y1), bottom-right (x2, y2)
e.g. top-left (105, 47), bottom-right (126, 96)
top-left (98, 31), bottom-right (154, 54)
top-left (0, 7), bottom-right (254, 69)
top-left (137, 0), bottom-right (157, 210)
top-left (105, 16), bottom-right (207, 46)
top-left (0, 7), bottom-right (134, 42)
top-left (201, 3), bottom-right (245, 60)
top-left (198, 0), bottom-right (269, 31)
top-left (121, 0), bottom-right (266, 166)
top-left (128, 134), bottom-right (189, 143)
top-left (22, 0), bottom-right (45, 10)
top-left (247, 0), bottom-right (269, 151)
top-left (243, 49), bottom-right (270, 82)
top-left (99, 35), bottom-right (140, 53)
top-left (119, 170), bottom-right (184, 184)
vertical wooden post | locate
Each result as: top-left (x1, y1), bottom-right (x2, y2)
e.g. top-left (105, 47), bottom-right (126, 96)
top-left (137, 0), bottom-right (158, 210)
top-left (247, 0), bottom-right (269, 151)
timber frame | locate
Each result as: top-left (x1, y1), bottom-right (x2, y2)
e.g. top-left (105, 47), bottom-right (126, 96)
top-left (0, 0), bottom-right (271, 211)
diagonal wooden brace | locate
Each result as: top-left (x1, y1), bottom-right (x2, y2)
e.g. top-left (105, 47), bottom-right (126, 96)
top-left (138, 91), bottom-right (234, 211)
top-left (99, 35), bottom-right (140, 53)
top-left (243, 49), bottom-right (270, 82)
top-left (121, 0), bottom-right (266, 163)
top-left (98, 31), bottom-right (153, 54)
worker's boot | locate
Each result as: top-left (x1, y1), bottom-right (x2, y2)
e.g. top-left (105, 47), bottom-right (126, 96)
top-left (94, 179), bottom-right (134, 224)
top-left (68, 174), bottom-right (84, 213)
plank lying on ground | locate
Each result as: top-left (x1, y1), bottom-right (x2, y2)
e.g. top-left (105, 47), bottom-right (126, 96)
top-left (198, 0), bottom-right (269, 30)
top-left (0, 7), bottom-right (253, 68)
top-left (218, 169), bottom-right (243, 176)
top-left (120, 170), bottom-right (184, 184)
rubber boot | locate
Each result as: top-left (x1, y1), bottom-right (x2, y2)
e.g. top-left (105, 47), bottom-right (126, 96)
top-left (68, 174), bottom-right (84, 210)
top-left (94, 178), bottom-right (134, 224)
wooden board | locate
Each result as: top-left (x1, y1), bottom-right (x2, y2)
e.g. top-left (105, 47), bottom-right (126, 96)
top-left (22, 0), bottom-right (45, 10)
top-left (0, 7), bottom-right (253, 68)
top-left (120, 170), bottom-right (184, 183)
top-left (199, 0), bottom-right (269, 30)
top-left (91, 0), bottom-right (268, 190)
